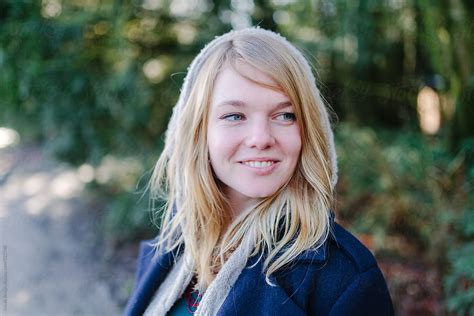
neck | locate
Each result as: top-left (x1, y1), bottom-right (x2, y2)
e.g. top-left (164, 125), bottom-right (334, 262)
top-left (224, 190), bottom-right (259, 220)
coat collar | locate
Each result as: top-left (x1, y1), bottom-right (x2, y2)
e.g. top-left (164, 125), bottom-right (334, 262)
top-left (123, 248), bottom-right (177, 316)
top-left (303, 211), bottom-right (335, 261)
top-left (124, 212), bottom-right (335, 315)
top-left (272, 211), bottom-right (335, 264)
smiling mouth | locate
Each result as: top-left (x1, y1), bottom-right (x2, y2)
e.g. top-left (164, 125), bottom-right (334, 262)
top-left (240, 160), bottom-right (277, 168)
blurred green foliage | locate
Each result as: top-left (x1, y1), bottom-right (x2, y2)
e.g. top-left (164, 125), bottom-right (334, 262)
top-left (336, 123), bottom-right (473, 314)
top-left (1, 0), bottom-right (473, 313)
top-left (444, 193), bottom-right (474, 315)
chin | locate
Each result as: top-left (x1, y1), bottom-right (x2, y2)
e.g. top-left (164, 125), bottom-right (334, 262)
top-left (244, 189), bottom-right (279, 199)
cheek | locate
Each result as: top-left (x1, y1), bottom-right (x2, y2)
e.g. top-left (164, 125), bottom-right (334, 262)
top-left (206, 123), bottom-right (221, 161)
top-left (280, 128), bottom-right (302, 160)
top-left (207, 128), bottom-right (241, 161)
top-left (289, 142), bottom-right (302, 167)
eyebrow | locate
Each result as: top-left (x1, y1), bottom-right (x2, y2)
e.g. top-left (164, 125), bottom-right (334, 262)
top-left (217, 100), bottom-right (293, 110)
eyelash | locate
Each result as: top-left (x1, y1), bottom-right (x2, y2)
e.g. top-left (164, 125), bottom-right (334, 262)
top-left (222, 113), bottom-right (245, 121)
top-left (220, 112), bottom-right (296, 122)
top-left (276, 112), bottom-right (297, 121)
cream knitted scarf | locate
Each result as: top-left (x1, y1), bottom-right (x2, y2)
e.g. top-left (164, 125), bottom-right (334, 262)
top-left (144, 230), bottom-right (255, 315)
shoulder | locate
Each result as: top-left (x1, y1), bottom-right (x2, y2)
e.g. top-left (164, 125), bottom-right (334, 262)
top-left (129, 238), bottom-right (158, 291)
top-left (328, 222), bottom-right (378, 272)
top-left (133, 236), bottom-right (180, 285)
top-left (289, 222), bottom-right (381, 278)
top-left (275, 222), bottom-right (394, 315)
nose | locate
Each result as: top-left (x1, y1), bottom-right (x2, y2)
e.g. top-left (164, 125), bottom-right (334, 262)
top-left (244, 120), bottom-right (276, 150)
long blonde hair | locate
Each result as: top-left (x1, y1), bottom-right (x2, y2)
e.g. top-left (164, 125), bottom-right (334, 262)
top-left (149, 28), bottom-right (337, 290)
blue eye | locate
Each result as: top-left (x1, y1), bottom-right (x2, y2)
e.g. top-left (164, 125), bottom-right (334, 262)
top-left (222, 113), bottom-right (245, 121)
top-left (276, 112), bottom-right (296, 121)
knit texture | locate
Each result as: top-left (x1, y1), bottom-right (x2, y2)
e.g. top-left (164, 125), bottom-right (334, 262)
top-left (144, 231), bottom-right (255, 315)
top-left (143, 251), bottom-right (194, 315)
top-left (164, 27), bottom-right (338, 193)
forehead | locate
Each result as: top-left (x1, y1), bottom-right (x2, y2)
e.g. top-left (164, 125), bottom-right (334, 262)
top-left (227, 61), bottom-right (275, 86)
top-left (210, 63), bottom-right (290, 108)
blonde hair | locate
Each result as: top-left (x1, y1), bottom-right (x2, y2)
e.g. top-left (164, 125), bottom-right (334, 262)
top-left (149, 28), bottom-right (336, 291)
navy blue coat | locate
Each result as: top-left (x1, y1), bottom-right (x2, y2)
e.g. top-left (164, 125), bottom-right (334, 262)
top-left (124, 222), bottom-right (394, 315)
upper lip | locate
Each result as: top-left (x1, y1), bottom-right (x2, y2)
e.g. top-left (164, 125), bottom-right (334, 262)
top-left (239, 158), bottom-right (280, 162)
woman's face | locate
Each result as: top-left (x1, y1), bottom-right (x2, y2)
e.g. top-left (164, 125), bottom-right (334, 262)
top-left (207, 62), bottom-right (302, 215)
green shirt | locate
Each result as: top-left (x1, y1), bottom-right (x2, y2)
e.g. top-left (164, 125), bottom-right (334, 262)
top-left (168, 279), bottom-right (202, 315)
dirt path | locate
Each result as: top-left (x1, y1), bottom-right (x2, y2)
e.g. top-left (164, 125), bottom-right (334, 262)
top-left (0, 145), bottom-right (121, 316)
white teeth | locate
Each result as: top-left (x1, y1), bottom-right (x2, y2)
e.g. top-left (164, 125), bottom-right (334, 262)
top-left (242, 161), bottom-right (275, 168)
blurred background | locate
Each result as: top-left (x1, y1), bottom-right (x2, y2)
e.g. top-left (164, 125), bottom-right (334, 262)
top-left (0, 0), bottom-right (473, 315)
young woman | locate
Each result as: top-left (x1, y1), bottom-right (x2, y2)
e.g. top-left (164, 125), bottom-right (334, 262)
top-left (124, 27), bottom-right (394, 315)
